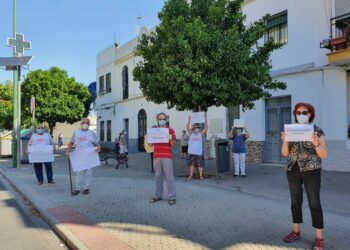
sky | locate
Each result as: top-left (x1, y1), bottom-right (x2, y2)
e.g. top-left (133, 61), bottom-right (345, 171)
top-left (0, 0), bottom-right (166, 85)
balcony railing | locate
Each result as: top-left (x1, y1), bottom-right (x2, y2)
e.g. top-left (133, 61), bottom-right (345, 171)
top-left (320, 12), bottom-right (350, 52)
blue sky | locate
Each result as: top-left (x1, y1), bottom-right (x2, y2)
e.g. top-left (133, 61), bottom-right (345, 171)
top-left (0, 0), bottom-right (165, 85)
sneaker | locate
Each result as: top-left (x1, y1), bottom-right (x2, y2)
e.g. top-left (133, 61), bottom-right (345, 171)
top-left (72, 190), bottom-right (80, 196)
top-left (241, 175), bottom-right (247, 178)
top-left (314, 237), bottom-right (324, 250)
top-left (234, 174), bottom-right (238, 177)
top-left (38, 181), bottom-right (44, 185)
top-left (83, 189), bottom-right (90, 195)
top-left (283, 231), bottom-right (301, 243)
top-left (48, 180), bottom-right (55, 184)
top-left (149, 197), bottom-right (162, 203)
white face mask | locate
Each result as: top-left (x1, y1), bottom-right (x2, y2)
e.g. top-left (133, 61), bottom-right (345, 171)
top-left (82, 124), bottom-right (89, 130)
top-left (296, 114), bottom-right (309, 124)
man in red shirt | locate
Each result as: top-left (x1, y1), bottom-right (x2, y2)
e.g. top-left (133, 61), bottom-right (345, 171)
top-left (149, 112), bottom-right (177, 205)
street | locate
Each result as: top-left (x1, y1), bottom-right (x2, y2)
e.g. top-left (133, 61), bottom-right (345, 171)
top-left (0, 153), bottom-right (349, 250)
top-left (0, 174), bottom-right (66, 250)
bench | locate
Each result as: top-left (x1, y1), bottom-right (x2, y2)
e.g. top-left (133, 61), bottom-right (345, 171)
top-left (99, 148), bottom-right (128, 169)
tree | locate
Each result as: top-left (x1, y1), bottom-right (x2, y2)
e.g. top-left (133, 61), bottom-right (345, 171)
top-left (0, 80), bottom-right (13, 130)
top-left (133, 0), bottom-right (286, 111)
top-left (21, 67), bottom-right (94, 134)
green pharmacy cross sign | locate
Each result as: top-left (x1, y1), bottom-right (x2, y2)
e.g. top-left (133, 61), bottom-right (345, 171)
top-left (7, 33), bottom-right (31, 55)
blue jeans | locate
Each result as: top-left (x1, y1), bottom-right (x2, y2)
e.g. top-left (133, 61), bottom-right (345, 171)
top-left (34, 162), bottom-right (53, 182)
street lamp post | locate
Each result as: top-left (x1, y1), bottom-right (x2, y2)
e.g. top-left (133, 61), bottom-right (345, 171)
top-left (6, 0), bottom-right (32, 167)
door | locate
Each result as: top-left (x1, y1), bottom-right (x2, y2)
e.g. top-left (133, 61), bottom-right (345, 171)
top-left (138, 109), bottom-right (147, 152)
top-left (123, 118), bottom-right (129, 147)
top-left (265, 97), bottom-right (291, 164)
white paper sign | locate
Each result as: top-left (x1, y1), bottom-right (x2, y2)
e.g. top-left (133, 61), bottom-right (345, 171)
top-left (70, 147), bottom-right (100, 172)
top-left (28, 145), bottom-right (54, 163)
top-left (234, 119), bottom-right (245, 128)
top-left (190, 112), bottom-right (205, 124)
top-left (146, 128), bottom-right (169, 143)
top-left (284, 124), bottom-right (314, 142)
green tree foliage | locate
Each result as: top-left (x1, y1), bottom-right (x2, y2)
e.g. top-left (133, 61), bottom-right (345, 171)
top-left (21, 67), bottom-right (94, 134)
top-left (0, 80), bottom-right (13, 130)
top-left (133, 0), bottom-right (286, 111)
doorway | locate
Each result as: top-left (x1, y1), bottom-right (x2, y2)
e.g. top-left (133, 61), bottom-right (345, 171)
top-left (265, 96), bottom-right (291, 164)
top-left (138, 109), bottom-right (147, 152)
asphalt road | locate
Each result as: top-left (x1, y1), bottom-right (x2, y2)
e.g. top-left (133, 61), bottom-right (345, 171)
top-left (0, 176), bottom-right (66, 250)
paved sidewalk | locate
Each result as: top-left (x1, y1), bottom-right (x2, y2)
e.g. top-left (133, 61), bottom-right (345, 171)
top-left (0, 153), bottom-right (349, 250)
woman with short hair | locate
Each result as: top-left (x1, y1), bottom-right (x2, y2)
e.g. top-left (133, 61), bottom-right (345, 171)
top-left (27, 125), bottom-right (55, 185)
top-left (281, 102), bottom-right (327, 250)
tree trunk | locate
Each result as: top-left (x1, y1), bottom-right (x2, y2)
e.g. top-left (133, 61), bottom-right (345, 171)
top-left (48, 122), bottom-right (55, 136)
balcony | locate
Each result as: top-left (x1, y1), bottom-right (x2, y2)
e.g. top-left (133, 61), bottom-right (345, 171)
top-left (321, 13), bottom-right (350, 65)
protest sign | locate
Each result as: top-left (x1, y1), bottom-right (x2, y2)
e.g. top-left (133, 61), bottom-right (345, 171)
top-left (234, 119), bottom-right (245, 128)
top-left (146, 128), bottom-right (169, 143)
top-left (284, 124), bottom-right (314, 142)
top-left (28, 145), bottom-right (54, 163)
top-left (70, 147), bottom-right (100, 172)
top-left (190, 112), bottom-right (205, 124)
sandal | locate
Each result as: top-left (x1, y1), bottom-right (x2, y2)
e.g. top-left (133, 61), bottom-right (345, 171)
top-left (149, 197), bottom-right (162, 203)
top-left (200, 176), bottom-right (204, 180)
top-left (187, 176), bottom-right (193, 180)
top-left (168, 199), bottom-right (176, 206)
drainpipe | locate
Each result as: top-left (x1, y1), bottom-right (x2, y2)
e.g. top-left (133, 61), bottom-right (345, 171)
top-left (321, 69), bottom-right (325, 130)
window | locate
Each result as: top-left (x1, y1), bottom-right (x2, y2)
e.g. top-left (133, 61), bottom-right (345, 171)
top-left (265, 11), bottom-right (288, 44)
top-left (100, 121), bottom-right (105, 141)
top-left (99, 76), bottom-right (105, 95)
top-left (122, 66), bottom-right (129, 99)
top-left (106, 73), bottom-right (111, 93)
top-left (107, 120), bottom-right (112, 142)
top-left (227, 106), bottom-right (240, 132)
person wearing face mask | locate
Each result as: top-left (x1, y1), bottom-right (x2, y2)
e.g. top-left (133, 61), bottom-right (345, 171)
top-left (149, 113), bottom-right (177, 206)
top-left (186, 115), bottom-right (208, 180)
top-left (118, 129), bottom-right (128, 154)
top-left (229, 125), bottom-right (250, 177)
top-left (66, 118), bottom-right (101, 195)
top-left (281, 103), bottom-right (327, 250)
top-left (180, 130), bottom-right (189, 159)
top-left (27, 125), bottom-right (55, 185)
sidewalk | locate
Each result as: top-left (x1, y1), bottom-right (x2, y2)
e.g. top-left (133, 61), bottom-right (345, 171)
top-left (0, 152), bottom-right (349, 250)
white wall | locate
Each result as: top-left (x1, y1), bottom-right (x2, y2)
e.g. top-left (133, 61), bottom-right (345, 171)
top-left (243, 0), bottom-right (332, 70)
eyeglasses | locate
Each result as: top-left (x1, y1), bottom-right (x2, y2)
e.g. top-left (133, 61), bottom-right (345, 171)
top-left (296, 111), bottom-right (309, 115)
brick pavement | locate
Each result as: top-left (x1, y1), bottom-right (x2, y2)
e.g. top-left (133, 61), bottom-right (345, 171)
top-left (0, 153), bottom-right (349, 250)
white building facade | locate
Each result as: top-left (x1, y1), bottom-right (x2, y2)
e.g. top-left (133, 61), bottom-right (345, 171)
top-left (96, 0), bottom-right (350, 171)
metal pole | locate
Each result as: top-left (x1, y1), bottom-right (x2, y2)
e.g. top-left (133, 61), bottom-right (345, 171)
top-left (17, 67), bottom-right (21, 168)
top-left (67, 157), bottom-right (73, 195)
top-left (12, 0), bottom-right (18, 168)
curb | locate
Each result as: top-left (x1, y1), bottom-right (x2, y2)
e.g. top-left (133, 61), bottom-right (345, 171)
top-left (0, 167), bottom-right (88, 250)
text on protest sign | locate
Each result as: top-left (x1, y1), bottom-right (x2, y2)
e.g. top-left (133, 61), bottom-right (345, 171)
top-left (146, 128), bottom-right (169, 143)
top-left (284, 124), bottom-right (314, 142)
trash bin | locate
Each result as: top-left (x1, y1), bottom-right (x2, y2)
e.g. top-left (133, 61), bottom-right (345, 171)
top-left (215, 139), bottom-right (230, 173)
top-left (0, 130), bottom-right (12, 157)
top-left (21, 129), bottom-right (34, 164)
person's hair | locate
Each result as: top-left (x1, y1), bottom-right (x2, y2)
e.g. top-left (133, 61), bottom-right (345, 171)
top-left (192, 123), bottom-right (200, 129)
top-left (293, 102), bottom-right (315, 123)
top-left (81, 117), bottom-right (90, 124)
top-left (156, 112), bottom-right (167, 120)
